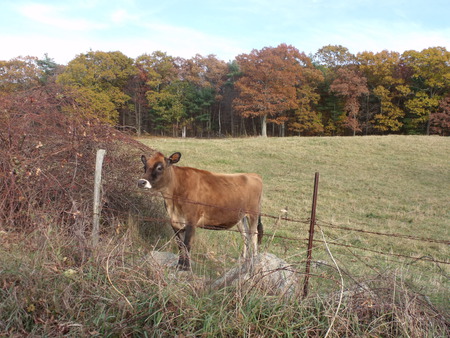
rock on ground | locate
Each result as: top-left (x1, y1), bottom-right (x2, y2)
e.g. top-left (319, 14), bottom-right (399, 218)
top-left (212, 253), bottom-right (300, 296)
top-left (146, 251), bottom-right (179, 268)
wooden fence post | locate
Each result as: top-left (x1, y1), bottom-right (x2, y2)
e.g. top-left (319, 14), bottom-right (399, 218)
top-left (303, 172), bottom-right (319, 298)
top-left (92, 149), bottom-right (106, 247)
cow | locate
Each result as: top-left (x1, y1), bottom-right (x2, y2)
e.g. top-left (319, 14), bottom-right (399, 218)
top-left (138, 151), bottom-right (263, 270)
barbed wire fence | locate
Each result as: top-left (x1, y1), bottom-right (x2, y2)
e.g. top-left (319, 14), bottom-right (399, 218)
top-left (90, 151), bottom-right (448, 310)
top-left (122, 178), bottom-right (449, 264)
top-left (103, 184), bottom-right (450, 265)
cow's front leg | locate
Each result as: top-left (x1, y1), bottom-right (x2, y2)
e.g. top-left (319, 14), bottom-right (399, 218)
top-left (173, 225), bottom-right (195, 270)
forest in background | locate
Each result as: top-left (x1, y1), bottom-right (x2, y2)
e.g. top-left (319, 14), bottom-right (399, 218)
top-left (1, 44), bottom-right (449, 137)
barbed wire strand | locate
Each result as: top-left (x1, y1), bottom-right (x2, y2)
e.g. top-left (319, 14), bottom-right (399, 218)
top-left (137, 190), bottom-right (449, 245)
top-left (316, 220), bottom-right (449, 245)
top-left (126, 210), bottom-right (450, 267)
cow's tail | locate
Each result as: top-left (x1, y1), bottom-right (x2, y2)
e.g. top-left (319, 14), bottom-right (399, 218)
top-left (257, 214), bottom-right (263, 245)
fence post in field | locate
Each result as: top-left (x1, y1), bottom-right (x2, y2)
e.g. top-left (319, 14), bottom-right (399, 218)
top-left (92, 149), bottom-right (106, 247)
top-left (303, 172), bottom-right (319, 298)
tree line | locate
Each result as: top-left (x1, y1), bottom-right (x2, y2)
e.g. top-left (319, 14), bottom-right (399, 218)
top-left (1, 44), bottom-right (449, 137)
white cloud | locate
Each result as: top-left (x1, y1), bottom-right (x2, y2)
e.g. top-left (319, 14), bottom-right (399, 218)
top-left (17, 3), bottom-right (106, 31)
top-left (110, 9), bottom-right (137, 24)
top-left (122, 21), bottom-right (245, 61)
top-left (0, 18), bottom-right (244, 65)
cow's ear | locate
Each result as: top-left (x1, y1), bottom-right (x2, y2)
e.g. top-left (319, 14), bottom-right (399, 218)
top-left (141, 155), bottom-right (147, 166)
top-left (168, 152), bottom-right (181, 165)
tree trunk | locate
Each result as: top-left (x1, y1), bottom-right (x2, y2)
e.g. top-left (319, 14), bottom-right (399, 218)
top-left (261, 115), bottom-right (267, 137)
top-left (231, 108), bottom-right (235, 136)
top-left (426, 114), bottom-right (431, 135)
top-left (135, 101), bottom-right (142, 136)
top-left (218, 105), bottom-right (222, 136)
top-left (240, 117), bottom-right (247, 136)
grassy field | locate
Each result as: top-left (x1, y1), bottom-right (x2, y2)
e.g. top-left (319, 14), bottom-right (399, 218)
top-left (139, 135), bottom-right (449, 233)
top-left (139, 135), bottom-right (449, 306)
top-left (1, 135), bottom-right (449, 336)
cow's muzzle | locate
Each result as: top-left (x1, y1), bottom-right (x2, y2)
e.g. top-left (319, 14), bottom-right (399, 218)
top-left (137, 179), bottom-right (152, 189)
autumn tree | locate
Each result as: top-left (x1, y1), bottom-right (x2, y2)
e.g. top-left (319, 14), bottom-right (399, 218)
top-left (57, 51), bottom-right (136, 124)
top-left (330, 68), bottom-right (369, 135)
top-left (313, 45), bottom-right (355, 135)
top-left (402, 47), bottom-right (450, 134)
top-left (234, 44), bottom-right (309, 137)
top-left (289, 66), bottom-right (324, 136)
top-left (314, 45), bottom-right (355, 70)
top-left (134, 51), bottom-right (178, 134)
top-left (429, 95), bottom-right (450, 135)
top-left (177, 54), bottom-right (228, 136)
top-left (357, 50), bottom-right (409, 133)
top-left (0, 56), bottom-right (44, 92)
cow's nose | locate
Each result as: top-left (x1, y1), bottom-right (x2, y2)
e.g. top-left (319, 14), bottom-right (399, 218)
top-left (137, 179), bottom-right (151, 189)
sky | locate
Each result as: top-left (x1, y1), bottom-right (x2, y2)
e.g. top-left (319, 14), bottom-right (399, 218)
top-left (1, 0), bottom-right (450, 65)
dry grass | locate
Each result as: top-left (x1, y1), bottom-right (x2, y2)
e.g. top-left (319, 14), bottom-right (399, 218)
top-left (1, 224), bottom-right (448, 337)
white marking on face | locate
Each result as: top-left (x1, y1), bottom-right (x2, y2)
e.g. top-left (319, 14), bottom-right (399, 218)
top-left (138, 179), bottom-right (152, 189)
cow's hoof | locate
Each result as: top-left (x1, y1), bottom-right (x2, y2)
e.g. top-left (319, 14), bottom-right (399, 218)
top-left (177, 258), bottom-right (190, 271)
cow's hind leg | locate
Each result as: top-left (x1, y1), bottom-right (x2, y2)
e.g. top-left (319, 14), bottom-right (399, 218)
top-left (248, 214), bottom-right (259, 257)
top-left (238, 215), bottom-right (259, 259)
top-left (237, 220), bottom-right (250, 259)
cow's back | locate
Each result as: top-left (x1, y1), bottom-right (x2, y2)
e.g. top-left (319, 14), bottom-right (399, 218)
top-left (168, 166), bottom-right (262, 229)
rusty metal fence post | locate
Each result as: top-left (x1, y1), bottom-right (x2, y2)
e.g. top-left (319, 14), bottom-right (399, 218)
top-left (303, 172), bottom-right (319, 298)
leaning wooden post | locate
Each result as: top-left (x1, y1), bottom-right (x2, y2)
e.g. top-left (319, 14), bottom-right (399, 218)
top-left (92, 149), bottom-right (106, 247)
top-left (303, 172), bottom-right (319, 298)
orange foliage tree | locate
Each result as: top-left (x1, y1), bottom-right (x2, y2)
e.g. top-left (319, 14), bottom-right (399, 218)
top-left (330, 68), bottom-right (369, 135)
top-left (234, 44), bottom-right (311, 137)
top-left (430, 95), bottom-right (450, 135)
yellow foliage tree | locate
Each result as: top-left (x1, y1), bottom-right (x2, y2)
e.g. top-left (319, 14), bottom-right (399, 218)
top-left (57, 51), bottom-right (136, 125)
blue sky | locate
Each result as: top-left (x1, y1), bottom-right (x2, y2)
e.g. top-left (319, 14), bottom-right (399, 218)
top-left (1, 0), bottom-right (449, 64)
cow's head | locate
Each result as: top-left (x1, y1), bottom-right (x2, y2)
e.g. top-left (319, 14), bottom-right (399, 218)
top-left (137, 152), bottom-right (181, 190)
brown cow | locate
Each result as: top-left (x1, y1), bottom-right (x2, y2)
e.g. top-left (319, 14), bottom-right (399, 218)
top-left (138, 152), bottom-right (263, 270)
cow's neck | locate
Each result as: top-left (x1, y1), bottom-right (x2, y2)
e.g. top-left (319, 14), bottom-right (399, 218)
top-left (159, 166), bottom-right (177, 199)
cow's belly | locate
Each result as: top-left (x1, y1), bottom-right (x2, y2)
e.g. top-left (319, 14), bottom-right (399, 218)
top-left (196, 219), bottom-right (238, 230)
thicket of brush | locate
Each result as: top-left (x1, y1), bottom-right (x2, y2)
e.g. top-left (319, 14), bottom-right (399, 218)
top-left (0, 85), bottom-right (164, 250)
top-left (1, 88), bottom-right (448, 336)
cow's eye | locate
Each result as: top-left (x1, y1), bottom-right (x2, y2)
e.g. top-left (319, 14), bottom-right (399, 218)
top-left (156, 163), bottom-right (163, 172)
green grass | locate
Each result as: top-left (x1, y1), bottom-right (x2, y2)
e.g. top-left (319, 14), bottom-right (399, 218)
top-left (139, 136), bottom-right (449, 235)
